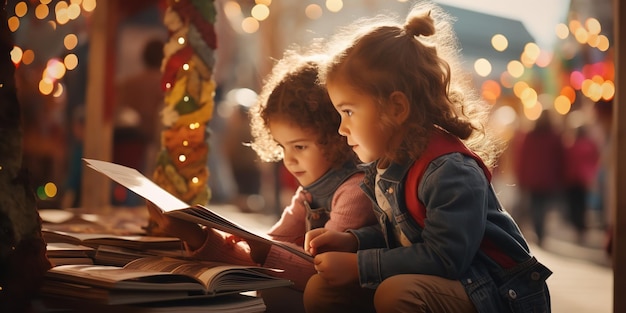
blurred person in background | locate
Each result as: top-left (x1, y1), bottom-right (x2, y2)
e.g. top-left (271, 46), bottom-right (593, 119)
top-left (562, 117), bottom-right (600, 244)
top-left (514, 112), bottom-right (565, 246)
top-left (113, 38), bottom-right (165, 205)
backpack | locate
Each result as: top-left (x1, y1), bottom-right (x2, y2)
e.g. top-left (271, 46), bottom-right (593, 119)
top-left (404, 129), bottom-right (516, 268)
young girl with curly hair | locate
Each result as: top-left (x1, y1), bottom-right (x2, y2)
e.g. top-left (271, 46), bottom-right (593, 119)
top-left (147, 50), bottom-right (376, 311)
top-left (303, 2), bottom-right (552, 313)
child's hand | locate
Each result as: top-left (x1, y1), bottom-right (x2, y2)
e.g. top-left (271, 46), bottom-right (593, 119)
top-left (304, 229), bottom-right (358, 255)
top-left (313, 252), bottom-right (358, 286)
top-left (145, 201), bottom-right (205, 250)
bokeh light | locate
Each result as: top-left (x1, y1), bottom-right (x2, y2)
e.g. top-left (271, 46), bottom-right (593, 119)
top-left (305, 4), bottom-right (323, 20)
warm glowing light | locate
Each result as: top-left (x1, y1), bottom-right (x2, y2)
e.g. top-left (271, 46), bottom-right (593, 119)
top-left (326, 0), bottom-right (343, 13)
top-left (41, 0), bottom-right (52, 4)
top-left (241, 17), bottom-right (259, 33)
top-left (67, 3), bottom-right (81, 20)
top-left (524, 43), bottom-right (540, 61)
top-left (44, 182), bottom-right (58, 198)
top-left (224, 1), bottom-right (242, 20)
top-left (585, 18), bottom-right (601, 35)
top-left (70, 0), bottom-right (83, 5)
top-left (178, 155), bottom-right (187, 162)
top-left (481, 80), bottom-right (501, 104)
top-left (474, 58), bottom-right (492, 77)
top-left (597, 35), bottom-right (610, 51)
top-left (535, 51), bottom-right (552, 68)
top-left (64, 33), bottom-right (78, 50)
top-left (53, 83), bottom-right (64, 98)
top-left (251, 4), bottom-right (270, 21)
top-left (587, 34), bottom-right (600, 48)
top-left (46, 58), bottom-right (67, 79)
top-left (182, 140), bottom-right (189, 146)
top-left (10, 46), bottom-right (23, 64)
top-left (305, 4), bottom-right (323, 19)
top-left (8, 16), bottom-right (20, 32)
top-left (523, 102), bottom-right (543, 121)
top-left (56, 2), bottom-right (70, 25)
top-left (561, 86), bottom-right (576, 103)
top-left (491, 34), bottom-right (508, 52)
top-left (35, 4), bottom-right (49, 19)
top-left (507, 60), bottom-right (524, 78)
top-left (177, 37), bottom-right (185, 45)
top-left (520, 52), bottom-right (535, 68)
top-left (165, 82), bottom-right (172, 89)
top-left (256, 0), bottom-right (272, 5)
top-left (491, 105), bottom-right (517, 130)
top-left (601, 81), bottom-right (615, 100)
top-left (182, 63), bottom-right (190, 71)
top-left (555, 23), bottom-right (569, 39)
top-left (22, 49), bottom-right (34, 65)
top-left (574, 27), bottom-right (588, 44)
top-left (15, 2), bottom-right (28, 17)
top-left (82, 0), bottom-right (96, 12)
top-left (520, 88), bottom-right (538, 108)
top-left (39, 78), bottom-right (54, 95)
top-left (513, 81), bottom-right (529, 97)
top-left (191, 177), bottom-right (199, 184)
top-left (569, 19), bottom-right (582, 34)
top-left (64, 53), bottom-right (78, 70)
top-left (499, 72), bottom-right (514, 89)
top-left (554, 95), bottom-right (571, 115)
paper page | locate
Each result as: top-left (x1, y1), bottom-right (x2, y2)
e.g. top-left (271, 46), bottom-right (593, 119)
top-left (83, 158), bottom-right (189, 212)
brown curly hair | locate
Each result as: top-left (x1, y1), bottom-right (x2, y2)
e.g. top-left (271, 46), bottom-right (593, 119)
top-left (321, 2), bottom-right (503, 168)
top-left (249, 50), bottom-right (356, 167)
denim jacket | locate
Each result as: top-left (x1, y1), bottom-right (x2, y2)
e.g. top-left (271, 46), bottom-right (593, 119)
top-left (350, 153), bottom-right (552, 313)
top-left (303, 161), bottom-right (361, 231)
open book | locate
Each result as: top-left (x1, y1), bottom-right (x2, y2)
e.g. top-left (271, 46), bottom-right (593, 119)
top-left (42, 256), bottom-right (292, 305)
top-left (83, 158), bottom-right (314, 263)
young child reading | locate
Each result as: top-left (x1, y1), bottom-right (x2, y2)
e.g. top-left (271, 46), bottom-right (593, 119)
top-left (146, 50), bottom-right (377, 310)
top-left (302, 3), bottom-right (552, 313)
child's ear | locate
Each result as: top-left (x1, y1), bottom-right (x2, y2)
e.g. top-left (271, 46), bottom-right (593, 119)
top-left (388, 91), bottom-right (410, 124)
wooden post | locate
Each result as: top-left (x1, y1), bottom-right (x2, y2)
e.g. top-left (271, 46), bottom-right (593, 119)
top-left (80, 0), bottom-right (118, 213)
top-left (613, 1), bottom-right (625, 312)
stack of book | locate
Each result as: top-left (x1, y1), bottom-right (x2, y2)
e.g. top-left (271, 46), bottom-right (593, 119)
top-left (37, 158), bottom-right (314, 312)
top-left (41, 256), bottom-right (292, 306)
top-left (43, 229), bottom-right (185, 266)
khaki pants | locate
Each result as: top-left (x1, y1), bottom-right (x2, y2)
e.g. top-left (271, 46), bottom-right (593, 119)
top-left (303, 273), bottom-right (477, 313)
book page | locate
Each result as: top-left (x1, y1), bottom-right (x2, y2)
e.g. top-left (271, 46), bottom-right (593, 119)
top-left (46, 264), bottom-right (203, 291)
top-left (124, 256), bottom-right (272, 287)
top-left (83, 158), bottom-right (189, 212)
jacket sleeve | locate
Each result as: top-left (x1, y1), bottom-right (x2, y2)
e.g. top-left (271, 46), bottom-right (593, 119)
top-left (355, 153), bottom-right (488, 288)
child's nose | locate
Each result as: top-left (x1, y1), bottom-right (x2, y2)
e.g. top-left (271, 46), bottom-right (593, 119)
top-left (338, 122), bottom-right (349, 137)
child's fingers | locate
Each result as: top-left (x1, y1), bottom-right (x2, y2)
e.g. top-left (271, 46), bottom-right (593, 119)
top-left (304, 228), bottom-right (326, 255)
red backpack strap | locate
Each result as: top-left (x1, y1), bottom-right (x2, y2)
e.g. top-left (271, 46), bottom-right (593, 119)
top-left (404, 129), bottom-right (516, 268)
top-left (404, 129), bottom-right (491, 228)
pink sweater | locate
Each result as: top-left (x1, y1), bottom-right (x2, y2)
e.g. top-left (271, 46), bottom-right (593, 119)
top-left (187, 173), bottom-right (376, 290)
